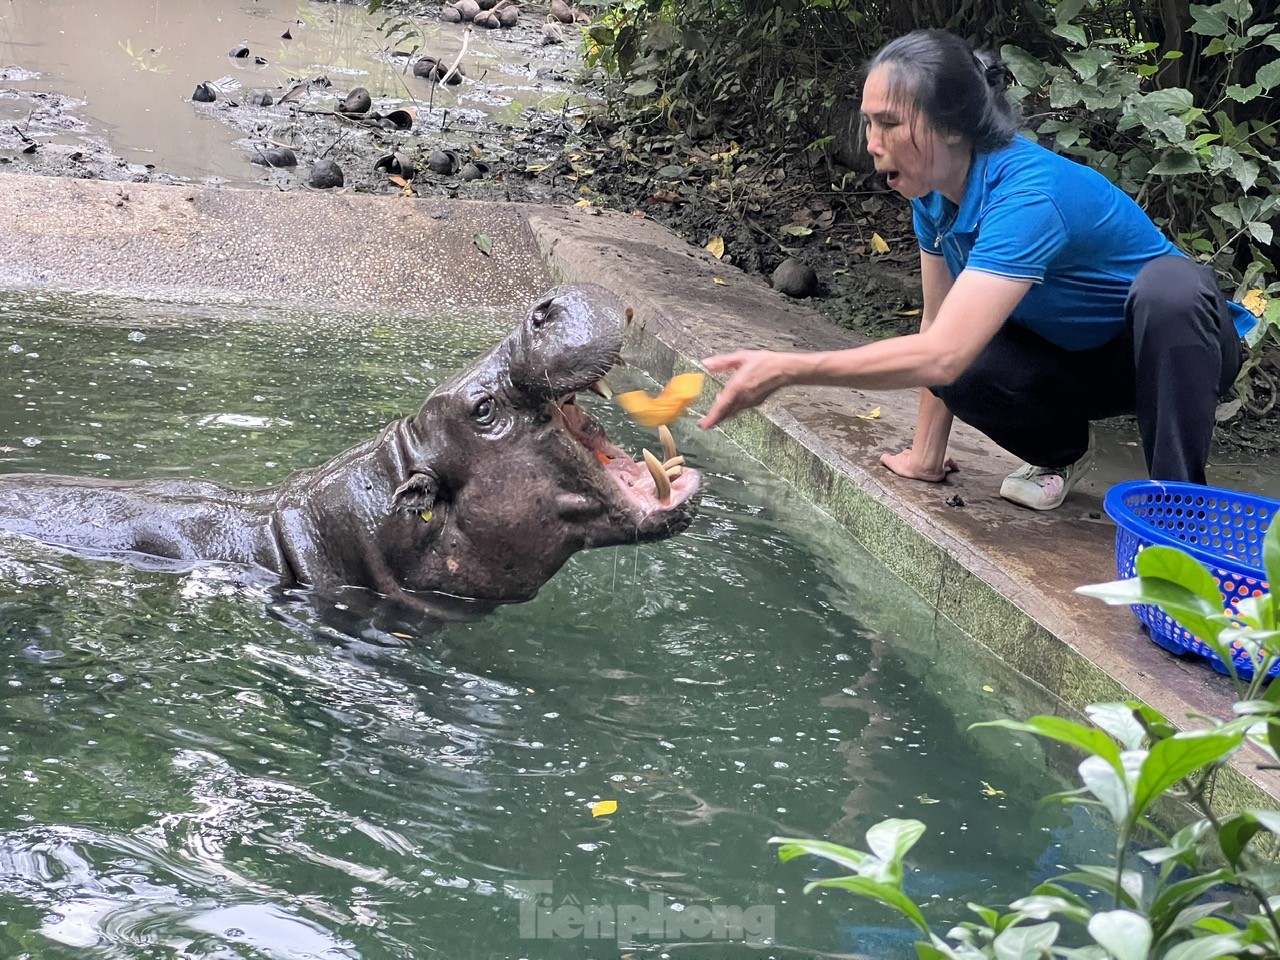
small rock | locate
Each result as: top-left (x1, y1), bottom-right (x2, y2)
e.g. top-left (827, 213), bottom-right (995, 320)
top-left (549, 0), bottom-right (574, 22)
top-left (456, 0), bottom-right (481, 20)
top-left (473, 9), bottom-right (500, 27)
top-left (427, 149), bottom-right (460, 175)
top-left (770, 259), bottom-right (818, 298)
top-left (251, 146), bottom-right (297, 168)
top-left (309, 159), bottom-right (344, 188)
top-left (497, 6), bottom-right (519, 26)
top-left (945, 494), bottom-right (966, 508)
top-left (246, 90), bottom-right (274, 107)
top-left (337, 87), bottom-right (372, 115)
top-left (459, 161), bottom-right (490, 181)
top-left (441, 5), bottom-right (463, 22)
top-left (228, 43), bottom-right (250, 58)
top-left (192, 83), bottom-right (217, 103)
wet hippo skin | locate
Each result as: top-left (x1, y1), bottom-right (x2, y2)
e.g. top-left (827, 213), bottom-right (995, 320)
top-left (0, 285), bottom-right (701, 617)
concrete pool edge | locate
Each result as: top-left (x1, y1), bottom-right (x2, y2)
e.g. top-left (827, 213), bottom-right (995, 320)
top-left (0, 172), bottom-right (1274, 814)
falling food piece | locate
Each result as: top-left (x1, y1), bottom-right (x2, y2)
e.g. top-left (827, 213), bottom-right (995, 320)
top-left (590, 800), bottom-right (618, 817)
top-left (616, 372), bottom-right (704, 428)
top-left (855, 406), bottom-right (881, 421)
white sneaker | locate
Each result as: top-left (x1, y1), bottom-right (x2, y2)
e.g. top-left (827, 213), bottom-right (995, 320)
top-left (999, 433), bottom-right (1096, 511)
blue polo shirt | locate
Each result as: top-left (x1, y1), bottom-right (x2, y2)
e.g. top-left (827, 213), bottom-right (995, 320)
top-left (912, 135), bottom-right (1256, 350)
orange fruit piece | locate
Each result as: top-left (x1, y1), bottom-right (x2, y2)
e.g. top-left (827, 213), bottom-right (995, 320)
top-left (615, 372), bottom-right (705, 428)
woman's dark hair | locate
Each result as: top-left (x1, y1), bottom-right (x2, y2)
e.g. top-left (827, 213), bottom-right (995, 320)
top-left (866, 29), bottom-right (1020, 152)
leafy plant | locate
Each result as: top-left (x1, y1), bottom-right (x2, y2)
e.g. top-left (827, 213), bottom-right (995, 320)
top-left (774, 515), bottom-right (1280, 958)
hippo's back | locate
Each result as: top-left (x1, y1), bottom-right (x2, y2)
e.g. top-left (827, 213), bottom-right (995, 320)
top-left (0, 473), bottom-right (282, 569)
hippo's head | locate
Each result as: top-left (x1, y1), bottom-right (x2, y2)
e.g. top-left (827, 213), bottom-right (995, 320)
top-left (387, 285), bottom-right (701, 604)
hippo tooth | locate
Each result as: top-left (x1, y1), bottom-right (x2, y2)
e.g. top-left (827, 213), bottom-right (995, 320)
top-left (667, 465), bottom-right (684, 480)
top-left (641, 448), bottom-right (672, 502)
top-left (588, 379), bottom-right (613, 400)
top-left (662, 454), bottom-right (684, 470)
top-left (658, 424), bottom-right (677, 462)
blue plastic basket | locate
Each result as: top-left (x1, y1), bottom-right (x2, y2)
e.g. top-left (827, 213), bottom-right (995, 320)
top-left (1104, 480), bottom-right (1276, 679)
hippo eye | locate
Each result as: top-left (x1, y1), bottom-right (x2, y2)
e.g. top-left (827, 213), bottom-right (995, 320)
top-left (472, 397), bottom-right (496, 425)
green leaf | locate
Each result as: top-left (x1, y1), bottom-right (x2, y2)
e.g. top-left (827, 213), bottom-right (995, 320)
top-left (1001, 44), bottom-right (1047, 89)
top-left (866, 819), bottom-right (926, 864)
top-left (1148, 869), bottom-right (1235, 933)
top-left (973, 716), bottom-right (1122, 770)
top-left (1220, 809), bottom-right (1280, 867)
top-left (1212, 201), bottom-right (1245, 228)
top-left (1188, 5), bottom-right (1230, 35)
top-left (1258, 58), bottom-right (1280, 92)
top-left (1077, 575), bottom-right (1222, 646)
top-left (1010, 893), bottom-right (1092, 924)
top-left (1150, 153), bottom-right (1204, 175)
top-left (1057, 867), bottom-right (1142, 907)
top-left (805, 875), bottom-right (929, 933)
top-left (1079, 753), bottom-right (1134, 825)
top-left (1054, 0), bottom-right (1087, 23)
top-left (1164, 935), bottom-right (1252, 960)
top-left (1088, 910), bottom-right (1151, 960)
top-left (993, 921), bottom-right (1060, 959)
top-left (781, 225), bottom-right (813, 237)
top-left (1226, 83), bottom-right (1264, 103)
top-left (473, 234), bottom-right (494, 256)
top-left (1250, 221), bottom-right (1275, 246)
top-left (1052, 23), bottom-right (1087, 47)
top-left (1134, 734), bottom-right (1239, 820)
top-left (1141, 819), bottom-right (1212, 868)
top-left (623, 79), bottom-right (658, 97)
top-left (1162, 899), bottom-right (1233, 935)
top-left (1264, 519), bottom-right (1279, 612)
top-left (771, 836), bottom-right (868, 872)
top-left (1135, 546), bottom-right (1224, 607)
top-left (1085, 703), bottom-right (1148, 750)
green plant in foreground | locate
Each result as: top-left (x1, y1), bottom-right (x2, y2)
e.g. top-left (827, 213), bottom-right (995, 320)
top-left (775, 518), bottom-right (1280, 958)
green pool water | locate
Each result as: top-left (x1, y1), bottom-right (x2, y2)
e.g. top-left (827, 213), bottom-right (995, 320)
top-left (0, 291), bottom-right (1108, 959)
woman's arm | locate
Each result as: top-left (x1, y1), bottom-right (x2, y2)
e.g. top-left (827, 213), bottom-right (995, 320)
top-left (698, 268), bottom-right (1033, 429)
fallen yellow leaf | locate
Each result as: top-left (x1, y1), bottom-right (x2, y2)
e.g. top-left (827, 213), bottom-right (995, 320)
top-left (574, 198), bottom-right (593, 208)
top-left (982, 684), bottom-right (994, 692)
top-left (705, 236), bottom-right (725, 259)
top-left (616, 372), bottom-right (705, 428)
top-left (917, 795), bottom-right (940, 804)
top-left (871, 232), bottom-right (890, 254)
top-left (894, 308), bottom-right (922, 317)
top-left (591, 799), bottom-right (618, 817)
top-left (1243, 289), bottom-right (1267, 317)
top-left (712, 277), bottom-right (726, 285)
top-left (980, 781), bottom-right (1006, 798)
top-left (855, 406), bottom-right (881, 421)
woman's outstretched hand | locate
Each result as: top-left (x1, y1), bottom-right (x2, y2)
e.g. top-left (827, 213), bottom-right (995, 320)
top-left (879, 449), bottom-right (958, 482)
top-left (697, 351), bottom-right (796, 429)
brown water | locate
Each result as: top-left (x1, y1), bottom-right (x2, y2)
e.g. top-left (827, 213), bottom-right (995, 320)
top-left (0, 0), bottom-right (581, 182)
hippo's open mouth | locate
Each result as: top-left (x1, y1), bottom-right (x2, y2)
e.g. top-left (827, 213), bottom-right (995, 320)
top-left (553, 392), bottom-right (700, 516)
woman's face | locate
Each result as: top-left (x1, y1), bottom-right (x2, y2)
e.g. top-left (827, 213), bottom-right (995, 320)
top-left (861, 66), bottom-right (966, 202)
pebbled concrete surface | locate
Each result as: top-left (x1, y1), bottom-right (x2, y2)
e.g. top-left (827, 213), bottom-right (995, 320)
top-left (1, 172), bottom-right (1275, 813)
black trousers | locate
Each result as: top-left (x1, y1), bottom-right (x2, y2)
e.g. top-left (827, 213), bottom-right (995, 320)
top-left (931, 255), bottom-right (1242, 484)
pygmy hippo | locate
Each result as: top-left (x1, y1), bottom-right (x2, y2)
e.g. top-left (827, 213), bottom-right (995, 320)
top-left (0, 284), bottom-right (701, 621)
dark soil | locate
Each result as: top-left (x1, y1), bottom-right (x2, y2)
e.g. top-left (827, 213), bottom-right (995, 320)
top-left (3, 0), bottom-right (1275, 455)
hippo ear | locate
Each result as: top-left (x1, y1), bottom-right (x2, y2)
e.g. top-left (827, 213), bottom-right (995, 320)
top-left (392, 470), bottom-right (439, 520)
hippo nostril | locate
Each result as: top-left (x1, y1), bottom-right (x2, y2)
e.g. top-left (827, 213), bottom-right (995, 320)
top-left (531, 298), bottom-right (555, 328)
